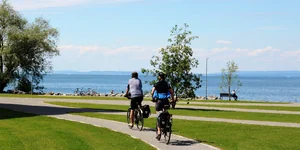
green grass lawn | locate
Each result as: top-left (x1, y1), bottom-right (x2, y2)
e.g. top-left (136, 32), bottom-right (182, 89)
top-left (185, 99), bottom-right (289, 104)
top-left (178, 103), bottom-right (300, 111)
top-left (47, 102), bottom-right (300, 123)
top-left (72, 112), bottom-right (300, 150)
top-left (0, 108), bottom-right (154, 150)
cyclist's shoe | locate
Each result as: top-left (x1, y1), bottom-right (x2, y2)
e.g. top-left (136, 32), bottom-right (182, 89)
top-left (128, 123), bottom-right (133, 127)
top-left (156, 134), bottom-right (161, 141)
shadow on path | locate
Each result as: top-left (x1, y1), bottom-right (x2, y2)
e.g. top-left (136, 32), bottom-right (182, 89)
top-left (0, 103), bottom-right (126, 120)
top-left (169, 140), bottom-right (200, 146)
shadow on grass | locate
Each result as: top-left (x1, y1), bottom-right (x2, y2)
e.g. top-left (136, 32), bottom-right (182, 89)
top-left (0, 104), bottom-right (214, 149)
top-left (0, 103), bottom-right (126, 120)
top-left (0, 108), bottom-right (37, 119)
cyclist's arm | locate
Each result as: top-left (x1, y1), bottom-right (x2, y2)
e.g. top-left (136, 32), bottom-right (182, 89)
top-left (125, 84), bottom-right (129, 96)
top-left (151, 87), bottom-right (156, 97)
top-left (167, 82), bottom-right (175, 102)
top-left (139, 79), bottom-right (143, 96)
top-left (169, 88), bottom-right (175, 102)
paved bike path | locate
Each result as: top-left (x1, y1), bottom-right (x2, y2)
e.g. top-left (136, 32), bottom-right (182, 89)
top-left (96, 111), bottom-right (300, 128)
top-left (2, 97), bottom-right (300, 128)
top-left (39, 98), bottom-right (300, 115)
top-left (0, 97), bottom-right (219, 150)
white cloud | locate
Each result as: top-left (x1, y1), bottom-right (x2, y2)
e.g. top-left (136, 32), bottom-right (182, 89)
top-left (211, 47), bottom-right (230, 54)
top-left (248, 46), bottom-right (280, 56)
top-left (55, 44), bottom-right (300, 73)
top-left (255, 26), bottom-right (288, 31)
top-left (194, 47), bottom-right (237, 61)
top-left (216, 40), bottom-right (232, 45)
top-left (59, 45), bottom-right (109, 55)
top-left (10, 0), bottom-right (142, 10)
top-left (280, 50), bottom-right (300, 57)
top-left (104, 46), bottom-right (146, 55)
top-left (235, 48), bottom-right (249, 53)
top-left (59, 45), bottom-right (155, 56)
top-left (55, 44), bottom-right (158, 72)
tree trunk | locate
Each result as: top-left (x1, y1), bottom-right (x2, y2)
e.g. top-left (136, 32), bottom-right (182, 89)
top-left (228, 76), bottom-right (231, 101)
top-left (0, 80), bottom-right (7, 93)
top-left (228, 87), bottom-right (231, 101)
top-left (0, 55), bottom-right (3, 73)
top-left (0, 36), bottom-right (3, 73)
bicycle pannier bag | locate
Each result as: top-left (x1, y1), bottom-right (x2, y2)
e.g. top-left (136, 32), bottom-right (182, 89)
top-left (142, 105), bottom-right (151, 118)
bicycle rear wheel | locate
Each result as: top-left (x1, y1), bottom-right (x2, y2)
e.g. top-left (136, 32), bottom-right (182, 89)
top-left (155, 124), bottom-right (161, 141)
top-left (127, 108), bottom-right (133, 129)
top-left (135, 109), bottom-right (144, 131)
top-left (164, 125), bottom-right (172, 145)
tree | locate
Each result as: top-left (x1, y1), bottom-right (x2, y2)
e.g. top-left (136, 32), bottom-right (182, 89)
top-left (141, 23), bottom-right (202, 107)
top-left (0, 0), bottom-right (59, 93)
top-left (220, 60), bottom-right (242, 100)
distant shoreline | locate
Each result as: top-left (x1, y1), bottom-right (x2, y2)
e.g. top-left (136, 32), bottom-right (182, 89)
top-left (51, 70), bottom-right (300, 77)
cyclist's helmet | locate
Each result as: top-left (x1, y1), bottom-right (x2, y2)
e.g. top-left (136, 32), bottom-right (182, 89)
top-left (158, 72), bottom-right (165, 80)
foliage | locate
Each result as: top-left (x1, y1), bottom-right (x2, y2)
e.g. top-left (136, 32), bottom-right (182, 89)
top-left (220, 60), bottom-right (242, 100)
top-left (17, 76), bottom-right (31, 92)
top-left (0, 0), bottom-right (59, 92)
top-left (141, 23), bottom-right (201, 100)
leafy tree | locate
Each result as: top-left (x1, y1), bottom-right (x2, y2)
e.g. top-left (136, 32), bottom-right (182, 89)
top-left (141, 23), bottom-right (202, 106)
top-left (17, 77), bottom-right (31, 93)
top-left (0, 0), bottom-right (59, 92)
top-left (220, 60), bottom-right (242, 100)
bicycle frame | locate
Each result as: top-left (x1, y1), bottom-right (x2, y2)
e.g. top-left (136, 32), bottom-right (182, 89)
top-left (156, 103), bottom-right (173, 144)
top-left (127, 101), bottom-right (144, 131)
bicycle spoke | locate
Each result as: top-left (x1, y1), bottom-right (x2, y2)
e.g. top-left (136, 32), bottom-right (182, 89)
top-left (166, 126), bottom-right (172, 145)
top-left (135, 109), bottom-right (144, 131)
top-left (127, 108), bottom-right (133, 129)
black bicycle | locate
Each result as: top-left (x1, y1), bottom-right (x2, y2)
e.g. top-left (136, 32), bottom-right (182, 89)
top-left (125, 95), bottom-right (144, 131)
top-left (156, 104), bottom-right (173, 145)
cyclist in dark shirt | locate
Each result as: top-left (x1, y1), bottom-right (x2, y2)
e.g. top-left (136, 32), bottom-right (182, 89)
top-left (151, 72), bottom-right (175, 140)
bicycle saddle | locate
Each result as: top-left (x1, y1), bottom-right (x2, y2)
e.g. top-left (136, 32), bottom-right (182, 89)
top-left (164, 105), bottom-right (170, 109)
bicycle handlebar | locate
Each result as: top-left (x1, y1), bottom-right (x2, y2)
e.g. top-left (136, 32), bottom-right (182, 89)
top-left (151, 99), bottom-right (175, 104)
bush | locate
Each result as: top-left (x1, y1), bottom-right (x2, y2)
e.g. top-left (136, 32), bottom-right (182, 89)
top-left (17, 77), bottom-right (32, 93)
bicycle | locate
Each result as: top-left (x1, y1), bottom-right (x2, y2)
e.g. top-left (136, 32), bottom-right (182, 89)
top-left (125, 95), bottom-right (144, 131)
top-left (156, 103), bottom-right (173, 145)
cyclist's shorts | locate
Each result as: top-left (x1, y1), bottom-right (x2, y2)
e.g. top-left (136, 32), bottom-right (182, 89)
top-left (155, 99), bottom-right (169, 111)
top-left (130, 96), bottom-right (143, 110)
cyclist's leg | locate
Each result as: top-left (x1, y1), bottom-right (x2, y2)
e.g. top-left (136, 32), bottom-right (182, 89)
top-left (156, 100), bottom-right (164, 139)
top-left (130, 98), bottom-right (138, 126)
top-left (138, 96), bottom-right (143, 108)
top-left (137, 96), bottom-right (143, 119)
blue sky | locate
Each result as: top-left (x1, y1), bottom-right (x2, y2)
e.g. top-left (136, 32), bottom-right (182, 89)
top-left (10, 0), bottom-right (300, 74)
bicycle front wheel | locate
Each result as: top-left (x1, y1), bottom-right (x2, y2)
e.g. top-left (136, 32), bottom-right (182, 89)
top-left (127, 108), bottom-right (133, 129)
top-left (135, 109), bottom-right (144, 131)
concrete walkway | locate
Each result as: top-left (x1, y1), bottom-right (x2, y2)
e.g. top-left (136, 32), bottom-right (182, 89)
top-left (96, 111), bottom-right (300, 128)
top-left (0, 97), bottom-right (219, 150)
top-left (2, 97), bottom-right (300, 128)
top-left (37, 98), bottom-right (300, 115)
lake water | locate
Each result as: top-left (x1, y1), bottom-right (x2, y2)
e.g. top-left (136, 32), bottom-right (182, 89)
top-left (25, 74), bottom-right (300, 103)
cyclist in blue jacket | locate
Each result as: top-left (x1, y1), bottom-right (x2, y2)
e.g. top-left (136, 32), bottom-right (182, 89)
top-left (151, 72), bottom-right (175, 140)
